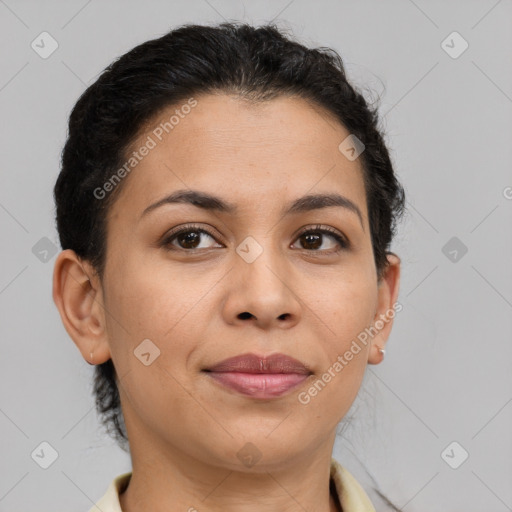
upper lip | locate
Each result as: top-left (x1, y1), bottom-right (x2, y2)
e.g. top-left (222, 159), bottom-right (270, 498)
top-left (204, 353), bottom-right (312, 375)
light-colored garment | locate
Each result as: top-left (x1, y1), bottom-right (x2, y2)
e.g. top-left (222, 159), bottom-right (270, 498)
top-left (87, 457), bottom-right (376, 512)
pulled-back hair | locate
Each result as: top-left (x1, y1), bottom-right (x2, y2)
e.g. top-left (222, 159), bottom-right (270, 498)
top-left (54, 22), bottom-right (405, 507)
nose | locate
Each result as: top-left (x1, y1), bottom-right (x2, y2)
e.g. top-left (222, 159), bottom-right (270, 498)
top-left (222, 242), bottom-right (301, 330)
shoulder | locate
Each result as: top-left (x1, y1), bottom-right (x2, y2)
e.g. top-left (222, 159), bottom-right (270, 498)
top-left (87, 472), bottom-right (132, 512)
top-left (330, 458), bottom-right (376, 512)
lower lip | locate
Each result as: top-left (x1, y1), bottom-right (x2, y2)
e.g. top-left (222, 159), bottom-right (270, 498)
top-left (206, 371), bottom-right (310, 398)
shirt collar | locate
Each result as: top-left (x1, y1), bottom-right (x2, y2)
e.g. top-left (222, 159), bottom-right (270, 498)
top-left (88, 458), bottom-right (376, 512)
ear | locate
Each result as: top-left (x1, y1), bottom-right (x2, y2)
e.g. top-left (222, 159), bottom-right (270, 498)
top-left (367, 252), bottom-right (401, 365)
top-left (52, 249), bottom-right (111, 365)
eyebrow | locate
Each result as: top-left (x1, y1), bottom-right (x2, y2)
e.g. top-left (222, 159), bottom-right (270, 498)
top-left (140, 189), bottom-right (364, 229)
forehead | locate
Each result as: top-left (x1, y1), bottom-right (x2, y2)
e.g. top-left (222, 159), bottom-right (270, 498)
top-left (108, 93), bottom-right (368, 225)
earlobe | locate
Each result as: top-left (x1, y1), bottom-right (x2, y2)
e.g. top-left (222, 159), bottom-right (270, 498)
top-left (52, 249), bottom-right (111, 365)
top-left (367, 252), bottom-right (401, 365)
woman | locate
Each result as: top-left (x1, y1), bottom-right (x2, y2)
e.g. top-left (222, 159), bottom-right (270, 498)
top-left (52, 21), bottom-right (405, 512)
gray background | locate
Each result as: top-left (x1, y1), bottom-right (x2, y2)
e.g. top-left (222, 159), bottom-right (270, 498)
top-left (1, 0), bottom-right (511, 510)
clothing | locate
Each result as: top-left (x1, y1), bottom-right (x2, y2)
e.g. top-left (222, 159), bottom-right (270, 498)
top-left (87, 457), bottom-right (376, 512)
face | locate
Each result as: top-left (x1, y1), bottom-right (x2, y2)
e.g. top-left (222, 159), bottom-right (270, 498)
top-left (86, 93), bottom-right (396, 470)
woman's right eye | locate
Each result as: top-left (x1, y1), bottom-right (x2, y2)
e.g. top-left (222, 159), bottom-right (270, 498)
top-left (161, 225), bottom-right (223, 251)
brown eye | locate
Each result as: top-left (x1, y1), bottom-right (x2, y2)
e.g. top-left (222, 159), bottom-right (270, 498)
top-left (292, 225), bottom-right (348, 253)
top-left (161, 225), bottom-right (222, 251)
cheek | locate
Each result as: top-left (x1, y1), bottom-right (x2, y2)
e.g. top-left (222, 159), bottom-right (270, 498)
top-left (316, 274), bottom-right (377, 349)
top-left (291, 272), bottom-right (375, 416)
top-left (104, 265), bottom-right (199, 413)
top-left (102, 258), bottom-right (194, 372)
top-left (103, 249), bottom-right (226, 389)
top-left (300, 288), bottom-right (373, 420)
top-left (297, 345), bottom-right (367, 429)
top-left (105, 252), bottom-right (196, 331)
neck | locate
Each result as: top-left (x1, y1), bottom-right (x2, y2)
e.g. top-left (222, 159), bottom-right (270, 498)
top-left (119, 441), bottom-right (339, 512)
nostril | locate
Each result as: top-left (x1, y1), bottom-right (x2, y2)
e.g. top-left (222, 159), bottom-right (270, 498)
top-left (238, 312), bottom-right (253, 319)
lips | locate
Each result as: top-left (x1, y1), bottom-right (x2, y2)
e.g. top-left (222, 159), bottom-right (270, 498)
top-left (205, 352), bottom-right (312, 374)
top-left (203, 353), bottom-right (312, 398)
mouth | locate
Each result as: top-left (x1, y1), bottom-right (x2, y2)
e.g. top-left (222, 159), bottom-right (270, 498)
top-left (202, 352), bottom-right (313, 399)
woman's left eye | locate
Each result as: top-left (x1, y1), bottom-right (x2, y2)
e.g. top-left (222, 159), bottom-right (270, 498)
top-left (291, 226), bottom-right (349, 253)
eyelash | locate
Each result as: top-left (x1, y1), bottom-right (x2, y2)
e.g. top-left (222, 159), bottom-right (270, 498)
top-left (160, 223), bottom-right (349, 254)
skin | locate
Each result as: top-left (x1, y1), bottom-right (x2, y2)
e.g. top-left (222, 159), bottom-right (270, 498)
top-left (53, 93), bottom-right (400, 512)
